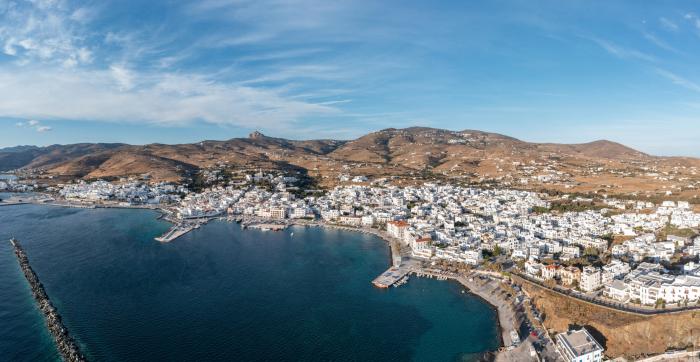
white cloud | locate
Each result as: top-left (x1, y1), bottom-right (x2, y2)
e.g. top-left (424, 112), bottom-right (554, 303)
top-left (0, 0), bottom-right (94, 66)
top-left (655, 68), bottom-right (700, 93)
top-left (15, 118), bottom-right (52, 132)
top-left (110, 64), bottom-right (134, 91)
top-left (642, 32), bottom-right (680, 54)
top-left (0, 65), bottom-right (339, 128)
top-left (659, 17), bottom-right (679, 32)
top-left (588, 37), bottom-right (656, 63)
top-left (685, 13), bottom-right (700, 34)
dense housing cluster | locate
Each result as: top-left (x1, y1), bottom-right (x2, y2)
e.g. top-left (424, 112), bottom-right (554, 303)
top-left (57, 174), bottom-right (700, 309)
top-left (58, 180), bottom-right (185, 205)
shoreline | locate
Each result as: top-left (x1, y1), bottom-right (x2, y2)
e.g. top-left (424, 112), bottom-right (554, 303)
top-left (8, 200), bottom-right (520, 360)
top-left (234, 217), bottom-right (520, 357)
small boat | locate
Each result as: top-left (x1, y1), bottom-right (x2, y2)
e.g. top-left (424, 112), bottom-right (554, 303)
top-left (290, 232), bottom-right (294, 237)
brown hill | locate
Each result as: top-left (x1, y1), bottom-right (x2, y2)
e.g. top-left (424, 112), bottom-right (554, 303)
top-left (2, 127), bottom-right (698, 199)
top-left (538, 140), bottom-right (649, 160)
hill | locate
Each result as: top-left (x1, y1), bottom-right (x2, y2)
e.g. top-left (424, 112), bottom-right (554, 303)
top-left (2, 127), bottom-right (698, 199)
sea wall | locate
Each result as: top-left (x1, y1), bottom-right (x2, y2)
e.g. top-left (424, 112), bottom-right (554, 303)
top-left (10, 239), bottom-right (86, 362)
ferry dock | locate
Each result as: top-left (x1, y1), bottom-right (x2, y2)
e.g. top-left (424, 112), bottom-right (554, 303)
top-left (9, 238), bottom-right (86, 362)
top-left (372, 264), bottom-right (413, 288)
top-left (155, 223), bottom-right (195, 242)
top-left (245, 223), bottom-right (288, 231)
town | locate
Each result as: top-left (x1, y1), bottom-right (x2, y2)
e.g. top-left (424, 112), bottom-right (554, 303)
top-left (9, 170), bottom-right (700, 361)
top-left (41, 171), bottom-right (700, 312)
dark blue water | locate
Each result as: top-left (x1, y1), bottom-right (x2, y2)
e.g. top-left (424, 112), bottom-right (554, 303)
top-left (0, 204), bottom-right (499, 361)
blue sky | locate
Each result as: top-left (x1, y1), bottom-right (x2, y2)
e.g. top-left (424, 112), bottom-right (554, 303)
top-left (1, 0), bottom-right (700, 156)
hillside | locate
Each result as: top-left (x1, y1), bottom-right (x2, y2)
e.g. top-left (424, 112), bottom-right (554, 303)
top-left (519, 277), bottom-right (700, 359)
top-left (2, 127), bottom-right (699, 199)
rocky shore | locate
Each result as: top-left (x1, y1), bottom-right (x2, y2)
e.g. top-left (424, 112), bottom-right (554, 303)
top-left (10, 238), bottom-right (86, 362)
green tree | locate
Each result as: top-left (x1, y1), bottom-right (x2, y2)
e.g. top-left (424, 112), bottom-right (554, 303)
top-left (493, 245), bottom-right (503, 257)
top-left (584, 247), bottom-right (599, 257)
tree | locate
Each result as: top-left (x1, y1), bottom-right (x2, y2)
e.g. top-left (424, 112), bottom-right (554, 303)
top-left (531, 206), bottom-right (550, 214)
top-left (655, 298), bottom-right (666, 309)
top-left (493, 245), bottom-right (503, 257)
top-left (584, 247), bottom-right (599, 257)
top-left (571, 279), bottom-right (580, 291)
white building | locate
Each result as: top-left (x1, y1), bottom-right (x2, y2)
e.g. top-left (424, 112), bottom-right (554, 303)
top-left (580, 266), bottom-right (601, 292)
top-left (556, 328), bottom-right (604, 362)
top-left (387, 220), bottom-right (409, 240)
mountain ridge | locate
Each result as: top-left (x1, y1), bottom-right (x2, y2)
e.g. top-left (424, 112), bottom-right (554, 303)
top-left (2, 127), bottom-right (698, 199)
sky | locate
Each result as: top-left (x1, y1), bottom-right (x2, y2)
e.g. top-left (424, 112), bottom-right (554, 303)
top-left (1, 0), bottom-right (700, 156)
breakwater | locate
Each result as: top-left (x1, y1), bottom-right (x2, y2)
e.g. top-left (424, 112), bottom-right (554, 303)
top-left (10, 238), bottom-right (86, 362)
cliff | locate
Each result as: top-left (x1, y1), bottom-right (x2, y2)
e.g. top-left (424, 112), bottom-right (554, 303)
top-left (519, 279), bottom-right (700, 359)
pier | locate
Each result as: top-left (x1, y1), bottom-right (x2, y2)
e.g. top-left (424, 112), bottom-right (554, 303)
top-left (155, 223), bottom-right (195, 242)
top-left (372, 264), bottom-right (413, 288)
top-left (9, 238), bottom-right (86, 362)
top-left (246, 223), bottom-right (287, 231)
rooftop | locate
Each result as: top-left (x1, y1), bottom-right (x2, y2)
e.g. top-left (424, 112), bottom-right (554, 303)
top-left (557, 328), bottom-right (603, 357)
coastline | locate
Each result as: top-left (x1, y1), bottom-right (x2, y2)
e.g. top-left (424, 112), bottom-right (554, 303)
top-left (8, 198), bottom-right (521, 360)
top-left (234, 216), bottom-right (523, 358)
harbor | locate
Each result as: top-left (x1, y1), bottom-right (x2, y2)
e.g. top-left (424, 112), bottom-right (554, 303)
top-left (9, 238), bottom-right (86, 362)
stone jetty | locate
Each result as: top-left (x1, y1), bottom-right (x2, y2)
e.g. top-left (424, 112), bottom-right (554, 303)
top-left (10, 238), bottom-right (87, 362)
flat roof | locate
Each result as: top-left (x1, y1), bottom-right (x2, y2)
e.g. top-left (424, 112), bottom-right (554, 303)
top-left (557, 329), bottom-right (603, 357)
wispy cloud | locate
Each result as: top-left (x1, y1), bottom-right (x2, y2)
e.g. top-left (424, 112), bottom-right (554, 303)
top-left (0, 0), bottom-right (94, 67)
top-left (0, 65), bottom-right (339, 128)
top-left (685, 13), bottom-right (700, 31)
top-left (588, 37), bottom-right (656, 62)
top-left (655, 68), bottom-right (700, 92)
top-left (659, 17), bottom-right (679, 32)
top-left (642, 32), bottom-right (681, 54)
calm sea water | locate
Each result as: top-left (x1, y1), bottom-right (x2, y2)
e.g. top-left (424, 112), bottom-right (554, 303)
top-left (0, 203), bottom-right (499, 361)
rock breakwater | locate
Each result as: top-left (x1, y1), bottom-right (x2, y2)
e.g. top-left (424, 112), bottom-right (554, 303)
top-left (10, 238), bottom-right (86, 362)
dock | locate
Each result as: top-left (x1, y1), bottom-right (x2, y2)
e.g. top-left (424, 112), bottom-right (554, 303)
top-left (372, 264), bottom-right (413, 288)
top-left (155, 224), bottom-right (194, 242)
top-left (246, 223), bottom-right (287, 231)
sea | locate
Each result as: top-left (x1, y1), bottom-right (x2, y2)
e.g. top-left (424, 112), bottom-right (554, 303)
top-left (0, 200), bottom-right (500, 361)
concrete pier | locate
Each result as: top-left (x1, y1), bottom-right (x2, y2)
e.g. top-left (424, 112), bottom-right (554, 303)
top-left (155, 224), bottom-right (194, 242)
top-left (10, 238), bottom-right (87, 362)
top-left (372, 264), bottom-right (413, 288)
top-left (246, 223), bottom-right (288, 231)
